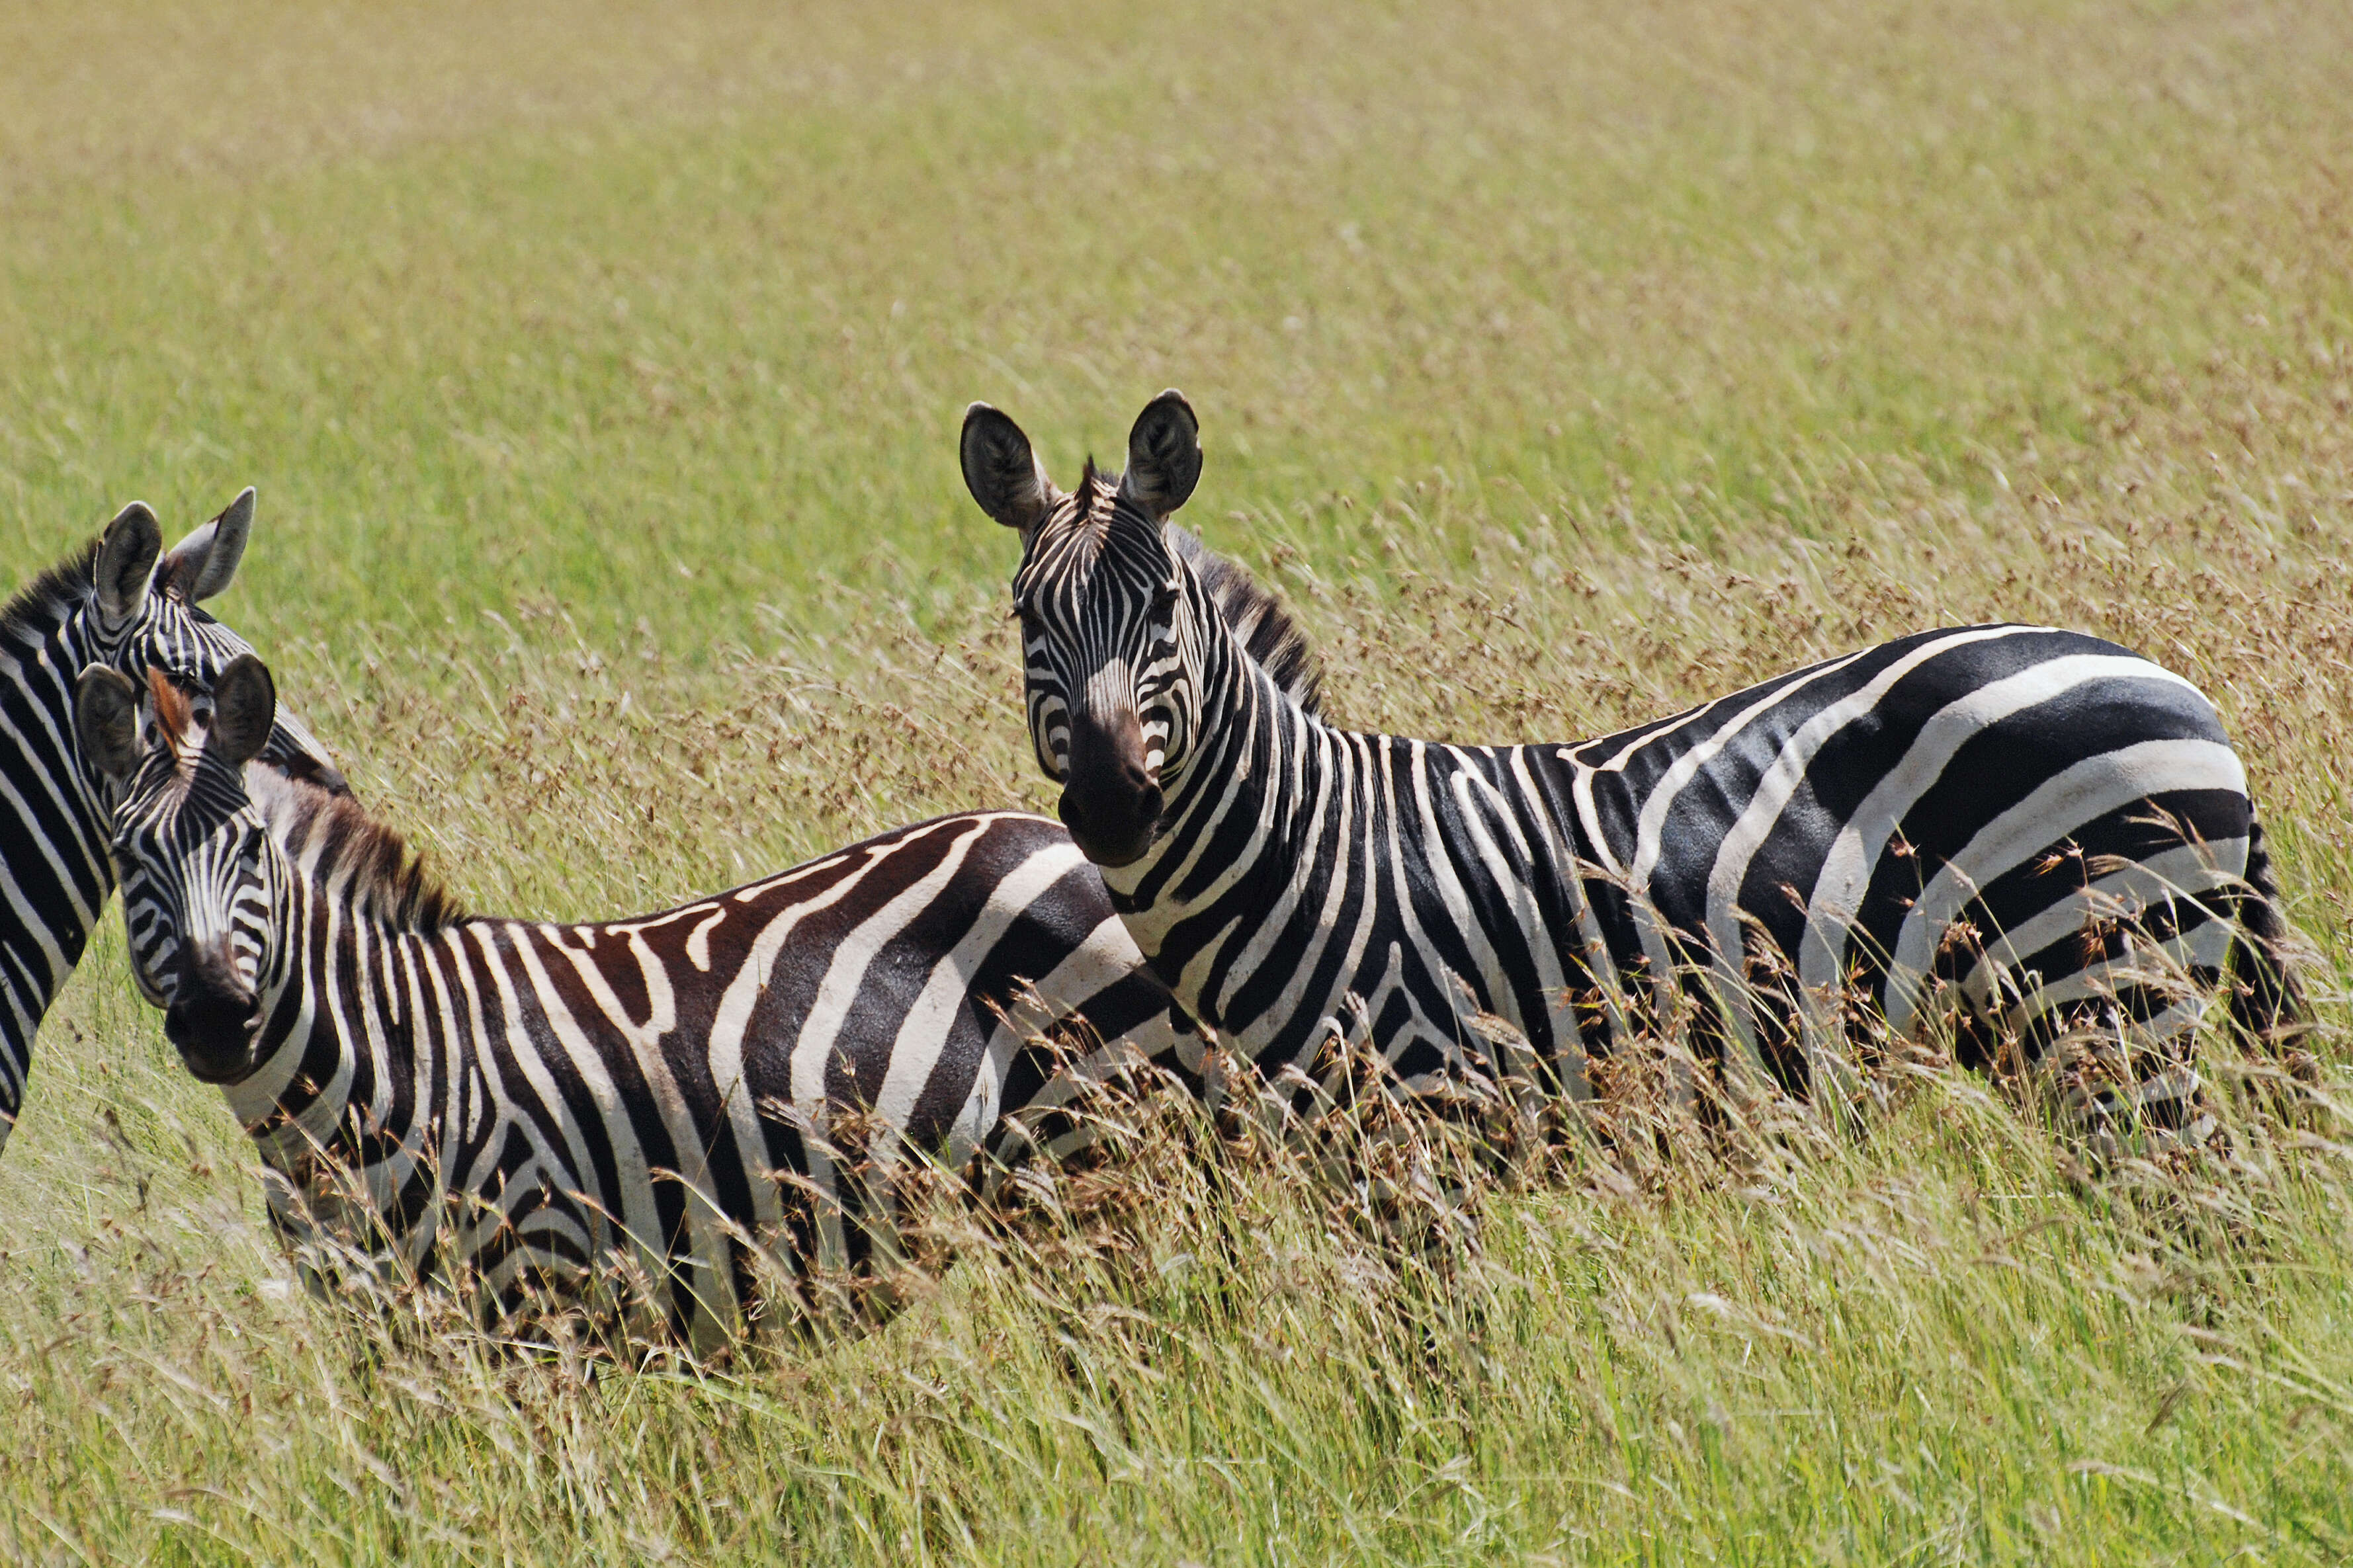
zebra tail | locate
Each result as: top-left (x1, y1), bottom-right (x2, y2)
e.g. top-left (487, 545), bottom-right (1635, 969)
top-left (2228, 815), bottom-right (2315, 1075)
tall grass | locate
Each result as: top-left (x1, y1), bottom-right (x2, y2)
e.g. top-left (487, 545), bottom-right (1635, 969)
top-left (3, 0), bottom-right (2353, 1560)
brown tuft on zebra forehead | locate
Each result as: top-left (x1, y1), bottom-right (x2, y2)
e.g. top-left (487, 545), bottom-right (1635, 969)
top-left (145, 666), bottom-right (194, 749)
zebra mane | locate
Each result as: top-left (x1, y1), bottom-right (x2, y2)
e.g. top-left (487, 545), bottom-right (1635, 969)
top-left (254, 772), bottom-right (468, 934)
top-left (1168, 528), bottom-right (1322, 714)
top-left (1, 538), bottom-right (99, 637)
top-left (143, 679), bottom-right (464, 932)
top-left (1059, 459), bottom-right (1121, 561)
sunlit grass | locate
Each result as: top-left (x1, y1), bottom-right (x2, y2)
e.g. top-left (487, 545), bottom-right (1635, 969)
top-left (3, 0), bottom-right (2353, 1560)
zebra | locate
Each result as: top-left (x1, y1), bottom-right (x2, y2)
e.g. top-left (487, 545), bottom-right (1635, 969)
top-left (0, 492), bottom-right (344, 1153)
top-left (75, 653), bottom-right (1206, 1346)
top-left (961, 390), bottom-right (2307, 1145)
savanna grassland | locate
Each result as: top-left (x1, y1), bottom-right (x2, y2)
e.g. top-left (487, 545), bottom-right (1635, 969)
top-left (5, 1), bottom-right (2353, 1561)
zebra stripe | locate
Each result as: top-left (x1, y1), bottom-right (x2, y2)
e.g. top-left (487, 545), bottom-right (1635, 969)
top-left (0, 493), bottom-right (343, 1151)
top-left (85, 658), bottom-right (1203, 1345)
top-left (966, 392), bottom-right (2305, 1140)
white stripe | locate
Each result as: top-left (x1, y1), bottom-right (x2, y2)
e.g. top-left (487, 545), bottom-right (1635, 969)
top-left (872, 838), bottom-right (1093, 1132)
top-left (789, 818), bottom-right (994, 1103)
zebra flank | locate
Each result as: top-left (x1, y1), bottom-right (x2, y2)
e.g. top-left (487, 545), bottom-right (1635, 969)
top-left (970, 392), bottom-right (2306, 1144)
top-left (81, 656), bottom-right (1204, 1346)
top-left (0, 496), bottom-right (343, 1153)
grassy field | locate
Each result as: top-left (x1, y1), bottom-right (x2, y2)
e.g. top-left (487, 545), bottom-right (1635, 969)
top-left (5, 0), bottom-right (2353, 1560)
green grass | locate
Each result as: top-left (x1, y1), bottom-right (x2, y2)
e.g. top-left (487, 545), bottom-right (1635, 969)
top-left (5, 0), bottom-right (2353, 1560)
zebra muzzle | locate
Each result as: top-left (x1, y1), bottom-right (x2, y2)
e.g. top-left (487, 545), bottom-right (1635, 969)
top-left (1060, 710), bottom-right (1164, 867)
top-left (164, 947), bottom-right (261, 1083)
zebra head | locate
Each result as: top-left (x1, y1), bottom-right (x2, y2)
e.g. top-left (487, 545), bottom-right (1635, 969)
top-left (76, 489), bottom-right (345, 809)
top-left (963, 390), bottom-right (1205, 867)
top-left (75, 655), bottom-right (285, 1084)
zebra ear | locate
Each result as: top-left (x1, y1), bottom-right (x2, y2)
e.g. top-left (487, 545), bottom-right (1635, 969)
top-left (961, 403), bottom-right (1060, 534)
top-left (94, 502), bottom-right (163, 627)
top-left (1121, 390), bottom-right (1200, 516)
top-left (157, 486), bottom-right (255, 604)
top-left (74, 667), bottom-right (144, 780)
top-left (210, 654), bottom-right (277, 768)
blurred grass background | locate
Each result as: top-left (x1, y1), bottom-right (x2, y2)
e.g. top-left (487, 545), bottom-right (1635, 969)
top-left (5, 0), bottom-right (2353, 1561)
